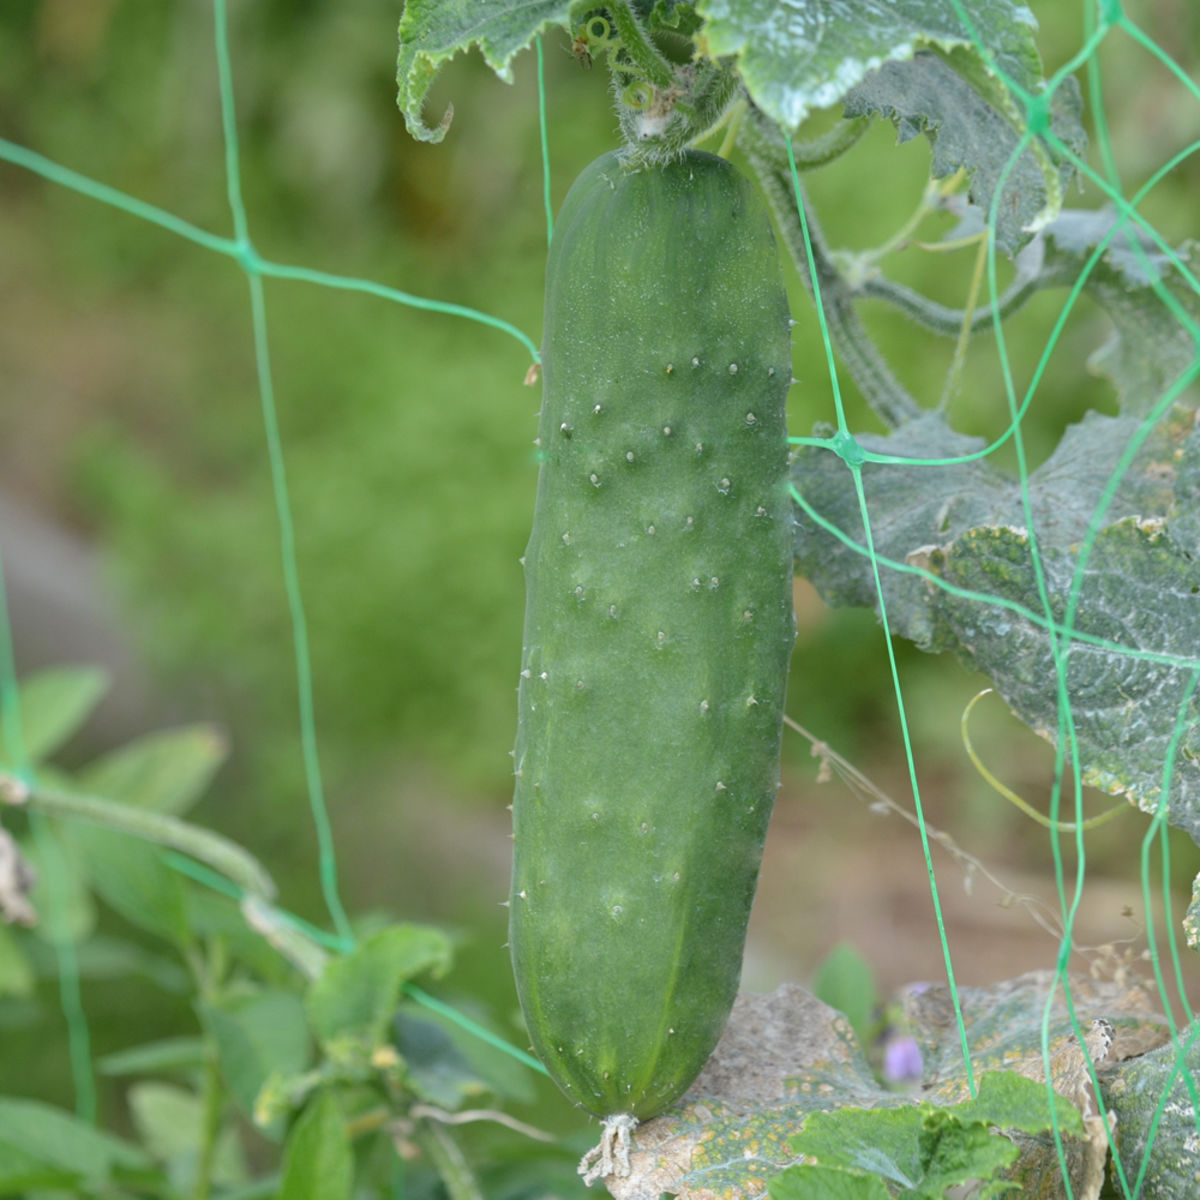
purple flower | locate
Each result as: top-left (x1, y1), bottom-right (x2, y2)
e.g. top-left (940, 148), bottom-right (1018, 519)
top-left (883, 1036), bottom-right (924, 1086)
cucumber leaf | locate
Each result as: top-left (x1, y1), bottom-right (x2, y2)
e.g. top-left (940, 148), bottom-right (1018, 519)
top-left (696, 0), bottom-right (1045, 131)
top-left (842, 50), bottom-right (1085, 253)
top-left (1038, 212), bottom-right (1200, 415)
top-left (1103, 1025), bottom-right (1200, 1200)
top-left (792, 398), bottom-right (1200, 846)
top-left (396, 0), bottom-right (574, 142)
top-left (792, 207), bottom-right (1200, 848)
top-left (774, 1072), bottom-right (1080, 1199)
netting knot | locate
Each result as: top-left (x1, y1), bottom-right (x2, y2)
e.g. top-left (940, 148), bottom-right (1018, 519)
top-left (829, 429), bottom-right (866, 469)
top-left (1023, 92), bottom-right (1051, 138)
top-left (232, 235), bottom-right (263, 276)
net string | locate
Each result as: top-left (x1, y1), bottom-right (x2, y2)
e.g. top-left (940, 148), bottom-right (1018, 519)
top-left (210, 0), bottom-right (354, 953)
top-left (0, 6), bottom-right (1194, 1196)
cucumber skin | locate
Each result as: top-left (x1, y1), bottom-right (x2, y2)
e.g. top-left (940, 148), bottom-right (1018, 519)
top-left (510, 149), bottom-right (794, 1121)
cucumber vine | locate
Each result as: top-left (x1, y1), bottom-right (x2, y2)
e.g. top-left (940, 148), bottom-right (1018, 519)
top-left (572, 5), bottom-right (740, 163)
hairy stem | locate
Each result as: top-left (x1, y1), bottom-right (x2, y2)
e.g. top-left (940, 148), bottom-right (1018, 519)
top-left (608, 3), bottom-right (675, 89)
top-left (741, 108), bottom-right (870, 171)
top-left (858, 270), bottom-right (1043, 337)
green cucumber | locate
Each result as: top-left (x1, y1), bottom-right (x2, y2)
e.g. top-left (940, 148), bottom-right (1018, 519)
top-left (510, 149), bottom-right (794, 1126)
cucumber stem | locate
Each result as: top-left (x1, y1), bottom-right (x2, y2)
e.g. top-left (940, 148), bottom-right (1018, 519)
top-left (608, 4), bottom-right (675, 89)
top-left (579, 1113), bottom-right (639, 1184)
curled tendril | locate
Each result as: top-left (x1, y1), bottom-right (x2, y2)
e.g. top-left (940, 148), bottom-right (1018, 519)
top-left (622, 80), bottom-right (654, 110)
top-left (961, 690), bottom-right (1128, 833)
top-left (584, 15), bottom-right (615, 44)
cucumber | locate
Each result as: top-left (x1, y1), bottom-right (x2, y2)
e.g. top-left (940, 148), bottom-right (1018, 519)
top-left (510, 148), bottom-right (794, 1125)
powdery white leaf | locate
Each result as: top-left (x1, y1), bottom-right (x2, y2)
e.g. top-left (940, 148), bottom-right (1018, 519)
top-left (696, 0), bottom-right (1043, 131)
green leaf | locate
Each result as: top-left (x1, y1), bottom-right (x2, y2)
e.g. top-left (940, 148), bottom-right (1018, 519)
top-left (0, 667), bottom-right (108, 767)
top-left (790, 1104), bottom-right (1019, 1196)
top-left (69, 827), bottom-right (190, 945)
top-left (0, 1095), bottom-right (154, 1195)
top-left (396, 0), bottom-right (573, 142)
top-left (785, 1073), bottom-right (1080, 1198)
top-left (395, 997), bottom-right (538, 1105)
top-left (915, 1109), bottom-right (1019, 1195)
top-left (0, 925), bottom-right (34, 999)
top-left (953, 1070), bottom-right (1082, 1137)
top-left (842, 49), bottom-right (1085, 253)
top-left (306, 923), bottom-right (452, 1051)
top-left (97, 1035), bottom-right (208, 1077)
top-left (278, 1090), bottom-right (353, 1200)
top-left (200, 988), bottom-right (311, 1135)
top-left (127, 1082), bottom-right (204, 1168)
top-left (770, 1164), bottom-right (892, 1199)
top-left (393, 1008), bottom-right (493, 1109)
top-left (696, 0), bottom-right (1045, 131)
top-left (59, 726), bottom-right (232, 944)
top-left (790, 1105), bottom-right (931, 1190)
top-left (127, 1081), bottom-right (248, 1193)
top-left (811, 942), bottom-right (879, 1048)
top-left (78, 724), bottom-right (229, 816)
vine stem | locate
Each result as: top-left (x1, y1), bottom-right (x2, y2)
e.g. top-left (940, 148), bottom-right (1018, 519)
top-left (188, 937), bottom-right (231, 1200)
top-left (0, 773), bottom-right (276, 900)
top-left (191, 1033), bottom-right (224, 1200)
top-left (607, 3), bottom-right (675, 89)
top-left (857, 269), bottom-right (1042, 338)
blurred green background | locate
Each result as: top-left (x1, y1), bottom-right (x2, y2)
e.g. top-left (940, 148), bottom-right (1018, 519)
top-left (1, 0), bottom-right (1198, 1133)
